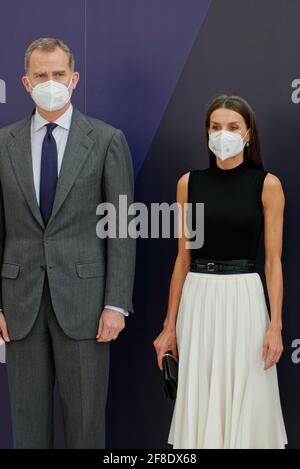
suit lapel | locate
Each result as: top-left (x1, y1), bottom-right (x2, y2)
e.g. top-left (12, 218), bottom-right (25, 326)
top-left (6, 109), bottom-right (94, 231)
top-left (7, 116), bottom-right (45, 230)
top-left (46, 108), bottom-right (94, 228)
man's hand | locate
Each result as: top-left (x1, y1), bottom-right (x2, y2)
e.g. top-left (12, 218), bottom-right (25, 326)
top-left (96, 308), bottom-right (125, 342)
top-left (0, 312), bottom-right (10, 343)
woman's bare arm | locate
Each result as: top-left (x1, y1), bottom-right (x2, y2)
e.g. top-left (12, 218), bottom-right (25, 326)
top-left (163, 172), bottom-right (191, 329)
top-left (153, 172), bottom-right (191, 370)
top-left (262, 172), bottom-right (285, 369)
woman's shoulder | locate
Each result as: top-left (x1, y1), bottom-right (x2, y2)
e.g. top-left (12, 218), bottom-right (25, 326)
top-left (248, 165), bottom-right (283, 190)
top-left (263, 171), bottom-right (282, 187)
top-left (260, 171), bottom-right (284, 195)
top-left (261, 171), bottom-right (285, 206)
top-left (177, 172), bottom-right (190, 188)
top-left (177, 168), bottom-right (208, 187)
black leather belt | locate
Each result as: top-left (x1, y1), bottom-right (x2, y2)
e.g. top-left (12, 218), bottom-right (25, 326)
top-left (190, 258), bottom-right (257, 274)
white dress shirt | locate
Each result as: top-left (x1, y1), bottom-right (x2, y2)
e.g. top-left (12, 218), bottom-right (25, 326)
top-left (30, 105), bottom-right (129, 317)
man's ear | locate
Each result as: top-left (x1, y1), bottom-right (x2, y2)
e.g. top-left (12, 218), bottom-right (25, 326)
top-left (22, 76), bottom-right (31, 93)
top-left (71, 72), bottom-right (80, 90)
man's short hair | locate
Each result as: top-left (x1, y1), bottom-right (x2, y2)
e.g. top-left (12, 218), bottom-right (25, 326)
top-left (24, 37), bottom-right (75, 73)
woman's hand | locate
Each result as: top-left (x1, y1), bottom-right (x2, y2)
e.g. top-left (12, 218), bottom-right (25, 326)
top-left (262, 324), bottom-right (283, 370)
top-left (153, 325), bottom-right (178, 371)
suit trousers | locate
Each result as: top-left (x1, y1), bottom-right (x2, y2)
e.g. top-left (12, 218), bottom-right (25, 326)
top-left (6, 274), bottom-right (110, 449)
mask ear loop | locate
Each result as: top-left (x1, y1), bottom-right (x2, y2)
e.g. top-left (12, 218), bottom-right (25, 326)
top-left (66, 76), bottom-right (75, 105)
top-left (67, 75), bottom-right (74, 90)
top-left (243, 128), bottom-right (250, 147)
top-left (26, 77), bottom-right (35, 90)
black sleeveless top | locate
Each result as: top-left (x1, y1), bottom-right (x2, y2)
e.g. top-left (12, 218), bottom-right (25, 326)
top-left (187, 159), bottom-right (268, 261)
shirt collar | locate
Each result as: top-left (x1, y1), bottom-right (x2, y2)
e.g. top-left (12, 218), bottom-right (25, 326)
top-left (32, 104), bottom-right (73, 133)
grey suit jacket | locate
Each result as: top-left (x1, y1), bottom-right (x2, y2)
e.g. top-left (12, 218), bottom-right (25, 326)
top-left (0, 108), bottom-right (136, 340)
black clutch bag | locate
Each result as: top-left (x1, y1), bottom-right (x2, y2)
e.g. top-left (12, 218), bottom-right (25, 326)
top-left (162, 351), bottom-right (178, 401)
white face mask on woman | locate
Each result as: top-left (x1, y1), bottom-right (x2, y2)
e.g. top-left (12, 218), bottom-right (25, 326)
top-left (208, 129), bottom-right (250, 161)
top-left (27, 78), bottom-right (73, 112)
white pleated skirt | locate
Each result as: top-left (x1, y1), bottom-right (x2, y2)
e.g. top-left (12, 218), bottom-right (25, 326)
top-left (168, 271), bottom-right (288, 449)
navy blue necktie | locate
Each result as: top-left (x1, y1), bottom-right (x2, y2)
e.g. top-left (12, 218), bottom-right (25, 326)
top-left (40, 123), bottom-right (58, 226)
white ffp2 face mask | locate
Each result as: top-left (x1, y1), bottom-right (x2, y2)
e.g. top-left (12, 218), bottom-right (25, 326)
top-left (27, 78), bottom-right (73, 112)
top-left (208, 129), bottom-right (250, 161)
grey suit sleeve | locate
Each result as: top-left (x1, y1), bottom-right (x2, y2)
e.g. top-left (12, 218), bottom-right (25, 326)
top-left (104, 305), bottom-right (129, 316)
top-left (102, 129), bottom-right (136, 314)
top-left (0, 178), bottom-right (5, 310)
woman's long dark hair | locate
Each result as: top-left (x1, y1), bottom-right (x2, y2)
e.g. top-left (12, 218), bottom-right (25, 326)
top-left (205, 95), bottom-right (263, 170)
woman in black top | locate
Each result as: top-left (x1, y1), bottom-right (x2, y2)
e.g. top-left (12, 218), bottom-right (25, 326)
top-left (154, 95), bottom-right (287, 448)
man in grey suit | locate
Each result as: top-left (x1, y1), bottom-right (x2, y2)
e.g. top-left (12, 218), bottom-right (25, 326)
top-left (0, 38), bottom-right (135, 448)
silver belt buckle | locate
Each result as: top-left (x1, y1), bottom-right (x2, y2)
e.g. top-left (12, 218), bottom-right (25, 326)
top-left (207, 262), bottom-right (215, 272)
